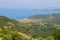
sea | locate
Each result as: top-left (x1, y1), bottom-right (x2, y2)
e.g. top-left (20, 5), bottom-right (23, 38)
top-left (0, 8), bottom-right (60, 20)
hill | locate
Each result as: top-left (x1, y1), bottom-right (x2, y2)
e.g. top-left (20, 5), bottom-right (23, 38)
top-left (0, 16), bottom-right (34, 40)
top-left (18, 13), bottom-right (60, 39)
top-left (27, 13), bottom-right (60, 23)
top-left (0, 14), bottom-right (60, 40)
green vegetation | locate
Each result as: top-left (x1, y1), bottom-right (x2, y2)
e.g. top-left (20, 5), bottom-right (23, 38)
top-left (0, 16), bottom-right (30, 40)
top-left (0, 13), bottom-right (60, 40)
top-left (28, 13), bottom-right (60, 23)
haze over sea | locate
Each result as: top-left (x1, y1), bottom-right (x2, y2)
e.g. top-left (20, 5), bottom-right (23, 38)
top-left (0, 8), bottom-right (60, 20)
top-left (0, 0), bottom-right (60, 20)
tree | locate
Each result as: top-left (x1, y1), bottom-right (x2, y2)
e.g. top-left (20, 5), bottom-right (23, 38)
top-left (39, 37), bottom-right (43, 40)
top-left (53, 29), bottom-right (60, 40)
top-left (46, 36), bottom-right (55, 40)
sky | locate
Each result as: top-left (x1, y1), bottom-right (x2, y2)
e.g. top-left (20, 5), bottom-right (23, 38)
top-left (0, 0), bottom-right (60, 9)
top-left (0, 0), bottom-right (60, 20)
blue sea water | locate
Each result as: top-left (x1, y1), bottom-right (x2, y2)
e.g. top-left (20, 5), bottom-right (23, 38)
top-left (0, 8), bottom-right (60, 20)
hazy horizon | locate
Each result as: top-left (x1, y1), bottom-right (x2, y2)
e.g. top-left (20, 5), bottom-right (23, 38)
top-left (0, 0), bottom-right (60, 8)
top-left (0, 0), bottom-right (60, 20)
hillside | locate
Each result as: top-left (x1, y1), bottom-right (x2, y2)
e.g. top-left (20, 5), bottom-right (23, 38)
top-left (0, 15), bottom-right (60, 40)
top-left (27, 13), bottom-right (60, 23)
top-left (0, 16), bottom-right (34, 40)
top-left (18, 13), bottom-right (60, 40)
top-left (28, 13), bottom-right (60, 19)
